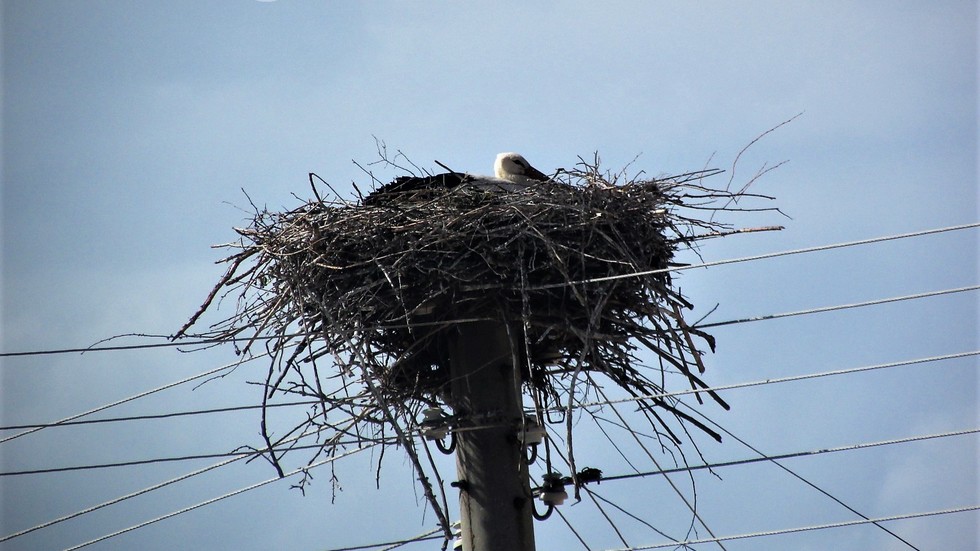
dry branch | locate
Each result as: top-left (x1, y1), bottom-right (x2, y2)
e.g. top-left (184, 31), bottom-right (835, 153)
top-left (175, 155), bottom-right (781, 533)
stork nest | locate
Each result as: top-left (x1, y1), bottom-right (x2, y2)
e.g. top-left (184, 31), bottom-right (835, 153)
top-left (175, 156), bottom-right (780, 528)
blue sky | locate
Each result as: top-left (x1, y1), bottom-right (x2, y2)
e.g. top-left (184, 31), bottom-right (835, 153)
top-left (1, 1), bottom-right (977, 550)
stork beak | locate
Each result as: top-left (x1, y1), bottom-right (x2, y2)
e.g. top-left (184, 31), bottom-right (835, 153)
top-left (525, 164), bottom-right (549, 181)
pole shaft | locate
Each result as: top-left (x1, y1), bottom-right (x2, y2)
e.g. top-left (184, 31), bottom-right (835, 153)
top-left (449, 320), bottom-right (535, 551)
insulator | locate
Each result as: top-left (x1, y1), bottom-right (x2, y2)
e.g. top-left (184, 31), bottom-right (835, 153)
top-left (539, 473), bottom-right (568, 507)
top-left (420, 407), bottom-right (448, 441)
top-left (521, 421), bottom-right (546, 446)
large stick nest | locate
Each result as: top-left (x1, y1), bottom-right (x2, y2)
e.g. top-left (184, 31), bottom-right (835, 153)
top-left (175, 155), bottom-right (780, 534)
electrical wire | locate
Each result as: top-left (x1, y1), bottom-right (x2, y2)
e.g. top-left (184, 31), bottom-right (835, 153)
top-left (592, 427), bottom-right (977, 484)
top-left (549, 382), bottom-right (941, 550)
top-left (525, 221), bottom-right (980, 291)
top-left (0, 410), bottom-right (513, 478)
top-left (5, 361), bottom-right (973, 477)
top-left (22, 408), bottom-right (966, 546)
top-left (12, 283), bottom-right (962, 539)
top-left (598, 505), bottom-right (979, 550)
top-left (584, 488), bottom-right (631, 548)
top-left (320, 528), bottom-right (443, 551)
top-left (7, 384), bottom-right (970, 546)
top-left (531, 411), bottom-right (970, 550)
top-left (306, 427), bottom-right (977, 551)
top-left (1, 420), bottom-right (362, 543)
top-left (589, 376), bottom-right (730, 550)
top-left (0, 438), bottom-right (396, 477)
top-left (571, 350), bottom-right (978, 411)
top-left (2, 222), bottom-right (976, 359)
top-left (0, 354), bottom-right (268, 445)
top-left (1, 450), bottom-right (249, 543)
top-left (693, 285), bottom-right (979, 329)
top-left (0, 448), bottom-right (293, 477)
top-left (377, 528), bottom-right (445, 551)
top-left (586, 489), bottom-right (678, 543)
top-left (0, 225), bottom-right (972, 545)
top-left (1, 284), bottom-right (969, 445)
top-left (0, 338), bottom-right (217, 357)
top-left (676, 400), bottom-right (924, 550)
top-left (552, 499), bottom-right (595, 550)
top-left (0, 282), bottom-right (964, 378)
top-left (0, 320), bottom-right (488, 358)
top-left (0, 400), bottom-right (319, 431)
top-left (62, 443), bottom-right (377, 551)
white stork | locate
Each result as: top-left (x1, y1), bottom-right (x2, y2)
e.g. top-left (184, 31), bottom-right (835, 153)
top-left (365, 152), bottom-right (551, 204)
top-left (494, 152), bottom-right (550, 185)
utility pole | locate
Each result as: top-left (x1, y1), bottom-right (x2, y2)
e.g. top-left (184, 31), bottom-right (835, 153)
top-left (449, 319), bottom-right (535, 551)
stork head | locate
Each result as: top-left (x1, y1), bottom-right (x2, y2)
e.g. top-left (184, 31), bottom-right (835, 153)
top-left (494, 152), bottom-right (549, 184)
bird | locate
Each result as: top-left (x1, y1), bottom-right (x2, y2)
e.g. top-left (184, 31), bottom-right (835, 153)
top-left (364, 152), bottom-right (549, 205)
top-left (494, 152), bottom-right (550, 185)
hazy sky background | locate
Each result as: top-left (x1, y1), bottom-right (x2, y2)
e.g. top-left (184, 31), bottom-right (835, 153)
top-left (2, 2), bottom-right (977, 550)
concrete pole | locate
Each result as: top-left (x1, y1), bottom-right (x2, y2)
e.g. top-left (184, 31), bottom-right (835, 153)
top-left (449, 319), bottom-right (535, 551)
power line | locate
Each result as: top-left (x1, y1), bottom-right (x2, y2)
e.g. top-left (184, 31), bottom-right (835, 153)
top-left (2, 224), bottom-right (972, 544)
top-left (0, 400), bottom-right (318, 431)
top-left (1, 287), bottom-right (969, 442)
top-left (676, 399), bottom-right (923, 550)
top-left (0, 338), bottom-right (217, 357)
top-left (592, 427), bottom-right (977, 484)
top-left (3, 349), bottom-right (970, 477)
top-left (314, 427), bottom-right (976, 551)
top-left (0, 355), bottom-right (265, 445)
top-left (377, 528), bottom-right (445, 551)
top-left (535, 353), bottom-right (973, 548)
top-left (62, 444), bottom-right (377, 551)
top-left (5, 356), bottom-right (972, 476)
top-left (563, 380), bottom-right (923, 550)
top-left (3, 223), bottom-right (976, 359)
top-left (0, 318), bottom-right (492, 358)
top-left (572, 350), bottom-right (978, 410)
top-left (0, 332), bottom-right (320, 358)
top-left (320, 529), bottom-right (444, 551)
top-left (0, 449), bottom-right (270, 477)
top-left (0, 439), bottom-right (387, 477)
top-left (16, 426), bottom-right (967, 542)
top-left (38, 425), bottom-right (962, 548)
top-left (4, 415), bottom-right (406, 482)
top-left (7, 383), bottom-right (970, 547)
top-left (0, 449), bottom-right (248, 543)
top-left (526, 221), bottom-right (980, 290)
top-left (694, 284), bottom-right (979, 329)
top-left (1, 421), bottom-right (361, 543)
top-left (0, 282), bottom-right (980, 364)
top-left (0, 285), bottom-right (966, 455)
top-left (599, 505), bottom-right (979, 550)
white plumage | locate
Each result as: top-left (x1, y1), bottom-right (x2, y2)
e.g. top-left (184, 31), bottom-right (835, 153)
top-left (493, 152), bottom-right (549, 185)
